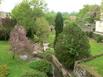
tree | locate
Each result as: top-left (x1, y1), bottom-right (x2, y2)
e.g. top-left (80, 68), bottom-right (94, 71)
top-left (54, 12), bottom-right (64, 48)
top-left (45, 11), bottom-right (56, 25)
top-left (55, 12), bottom-right (64, 37)
top-left (0, 17), bottom-right (16, 40)
top-left (10, 25), bottom-right (34, 59)
top-left (11, 0), bottom-right (46, 38)
top-left (77, 5), bottom-right (100, 26)
top-left (55, 22), bottom-right (90, 70)
top-left (35, 17), bottom-right (50, 44)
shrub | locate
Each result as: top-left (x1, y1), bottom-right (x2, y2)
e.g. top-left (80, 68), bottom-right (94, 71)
top-left (29, 60), bottom-right (52, 76)
top-left (21, 70), bottom-right (47, 77)
top-left (85, 31), bottom-right (93, 38)
top-left (0, 64), bottom-right (9, 77)
top-left (35, 17), bottom-right (50, 43)
top-left (0, 17), bottom-right (16, 40)
top-left (55, 22), bottom-right (90, 70)
top-left (33, 35), bottom-right (39, 43)
top-left (94, 34), bottom-right (103, 43)
top-left (40, 48), bottom-right (55, 61)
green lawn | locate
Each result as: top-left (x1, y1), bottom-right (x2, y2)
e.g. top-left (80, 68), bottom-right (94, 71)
top-left (0, 39), bottom-right (103, 77)
top-left (84, 39), bottom-right (103, 76)
top-left (0, 41), bottom-right (33, 77)
top-left (89, 39), bottom-right (103, 55)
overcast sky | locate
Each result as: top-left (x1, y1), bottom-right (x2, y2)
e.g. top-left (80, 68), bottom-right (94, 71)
top-left (0, 0), bottom-right (102, 13)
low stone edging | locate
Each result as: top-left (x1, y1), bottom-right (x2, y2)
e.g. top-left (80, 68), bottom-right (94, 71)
top-left (73, 64), bottom-right (102, 77)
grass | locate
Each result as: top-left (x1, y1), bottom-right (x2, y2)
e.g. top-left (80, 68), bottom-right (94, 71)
top-left (89, 39), bottom-right (103, 55)
top-left (0, 41), bottom-right (33, 77)
top-left (84, 39), bottom-right (103, 76)
top-left (0, 39), bottom-right (103, 77)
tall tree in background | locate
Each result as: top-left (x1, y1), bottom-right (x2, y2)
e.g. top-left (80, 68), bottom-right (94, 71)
top-left (77, 5), bottom-right (100, 26)
top-left (54, 12), bottom-right (64, 48)
top-left (35, 17), bottom-right (50, 44)
top-left (11, 0), bottom-right (46, 39)
top-left (55, 12), bottom-right (64, 36)
top-left (45, 11), bottom-right (56, 26)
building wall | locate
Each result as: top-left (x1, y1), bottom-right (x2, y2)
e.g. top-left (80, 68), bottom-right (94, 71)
top-left (95, 21), bottom-right (103, 33)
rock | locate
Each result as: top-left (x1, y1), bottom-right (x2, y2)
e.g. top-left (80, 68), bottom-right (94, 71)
top-left (20, 55), bottom-right (28, 60)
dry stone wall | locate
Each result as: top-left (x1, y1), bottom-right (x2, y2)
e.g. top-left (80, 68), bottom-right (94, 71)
top-left (73, 64), bottom-right (101, 77)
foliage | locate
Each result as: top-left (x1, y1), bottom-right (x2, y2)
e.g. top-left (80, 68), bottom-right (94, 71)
top-left (11, 0), bottom-right (46, 38)
top-left (77, 5), bottom-right (100, 27)
top-left (55, 12), bottom-right (64, 37)
top-left (54, 12), bottom-right (64, 48)
top-left (29, 59), bottom-right (52, 75)
top-left (21, 70), bottom-right (47, 77)
top-left (10, 25), bottom-right (34, 59)
top-left (45, 11), bottom-right (56, 25)
top-left (35, 17), bottom-right (50, 43)
top-left (94, 34), bottom-right (103, 43)
top-left (0, 17), bottom-right (16, 40)
top-left (40, 48), bottom-right (55, 61)
top-left (0, 64), bottom-right (9, 77)
top-left (55, 22), bottom-right (90, 70)
top-left (85, 32), bottom-right (93, 38)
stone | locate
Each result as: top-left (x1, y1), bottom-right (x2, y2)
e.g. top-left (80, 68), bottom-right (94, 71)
top-left (20, 55), bottom-right (28, 60)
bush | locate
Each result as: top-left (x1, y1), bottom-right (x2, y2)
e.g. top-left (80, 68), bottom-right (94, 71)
top-left (0, 17), bottom-right (16, 40)
top-left (40, 48), bottom-right (55, 61)
top-left (85, 31), bottom-right (93, 38)
top-left (0, 64), bottom-right (9, 77)
top-left (55, 22), bottom-right (90, 70)
top-left (29, 60), bottom-right (52, 76)
top-left (33, 34), bottom-right (39, 43)
top-left (21, 70), bottom-right (47, 77)
top-left (94, 34), bottom-right (103, 43)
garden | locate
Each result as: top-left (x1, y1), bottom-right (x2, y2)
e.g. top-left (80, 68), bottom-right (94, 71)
top-left (0, 0), bottom-right (103, 77)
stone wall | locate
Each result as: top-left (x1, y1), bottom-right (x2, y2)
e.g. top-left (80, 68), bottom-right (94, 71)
top-left (73, 64), bottom-right (101, 77)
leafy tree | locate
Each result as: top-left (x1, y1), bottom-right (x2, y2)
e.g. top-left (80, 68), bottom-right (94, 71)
top-left (55, 22), bottom-right (90, 70)
top-left (77, 5), bottom-right (100, 26)
top-left (45, 11), bottom-right (56, 25)
top-left (35, 17), bottom-right (50, 43)
top-left (11, 0), bottom-right (46, 38)
top-left (10, 25), bottom-right (34, 59)
top-left (0, 17), bottom-right (16, 40)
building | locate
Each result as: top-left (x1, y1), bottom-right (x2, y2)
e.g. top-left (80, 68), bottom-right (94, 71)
top-left (0, 11), bottom-right (10, 18)
top-left (95, 0), bottom-right (103, 34)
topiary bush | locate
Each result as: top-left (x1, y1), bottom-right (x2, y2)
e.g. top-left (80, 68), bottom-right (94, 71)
top-left (0, 64), bottom-right (9, 77)
top-left (29, 59), bottom-right (52, 76)
top-left (21, 70), bottom-right (48, 77)
top-left (55, 22), bottom-right (90, 70)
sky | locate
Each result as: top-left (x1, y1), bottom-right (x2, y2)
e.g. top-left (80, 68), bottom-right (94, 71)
top-left (0, 0), bottom-right (102, 13)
